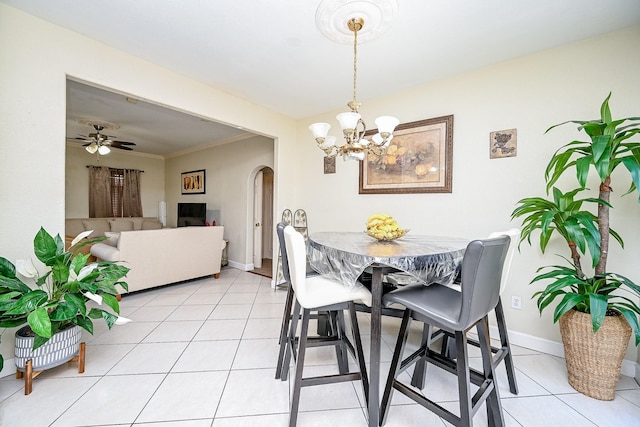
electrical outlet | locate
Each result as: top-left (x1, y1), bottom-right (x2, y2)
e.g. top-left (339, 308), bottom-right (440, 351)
top-left (511, 295), bottom-right (522, 310)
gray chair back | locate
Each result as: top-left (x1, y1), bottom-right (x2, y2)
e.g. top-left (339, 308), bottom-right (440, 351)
top-left (457, 235), bottom-right (510, 329)
top-left (276, 222), bottom-right (291, 284)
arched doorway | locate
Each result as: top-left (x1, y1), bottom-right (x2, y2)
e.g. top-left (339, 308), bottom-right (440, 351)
top-left (251, 166), bottom-right (274, 276)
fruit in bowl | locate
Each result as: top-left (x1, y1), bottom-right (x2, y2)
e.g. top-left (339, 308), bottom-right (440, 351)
top-left (365, 213), bottom-right (408, 241)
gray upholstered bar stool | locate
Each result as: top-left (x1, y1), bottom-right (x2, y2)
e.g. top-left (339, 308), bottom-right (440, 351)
top-left (380, 236), bottom-right (510, 427)
top-left (429, 228), bottom-right (520, 395)
top-left (283, 226), bottom-right (371, 427)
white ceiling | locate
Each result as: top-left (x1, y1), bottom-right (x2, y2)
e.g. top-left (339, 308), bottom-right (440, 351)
top-left (3, 0), bottom-right (640, 156)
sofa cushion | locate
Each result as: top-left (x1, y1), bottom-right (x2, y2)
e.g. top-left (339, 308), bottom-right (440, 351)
top-left (142, 220), bottom-right (163, 230)
top-left (81, 219), bottom-right (110, 238)
top-left (104, 231), bottom-right (120, 247)
top-left (110, 220), bottom-right (134, 232)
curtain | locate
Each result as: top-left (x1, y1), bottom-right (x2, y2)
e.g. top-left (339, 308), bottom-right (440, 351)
top-left (122, 169), bottom-right (142, 217)
top-left (89, 166), bottom-right (112, 218)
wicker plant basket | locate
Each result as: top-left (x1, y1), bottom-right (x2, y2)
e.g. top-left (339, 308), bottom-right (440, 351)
top-left (559, 309), bottom-right (632, 400)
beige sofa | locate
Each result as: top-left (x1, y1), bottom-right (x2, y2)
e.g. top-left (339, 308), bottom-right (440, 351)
top-left (66, 217), bottom-right (164, 238)
top-left (89, 226), bottom-right (225, 293)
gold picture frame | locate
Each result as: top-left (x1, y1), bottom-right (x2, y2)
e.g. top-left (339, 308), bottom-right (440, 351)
top-left (359, 115), bottom-right (454, 194)
top-left (181, 169), bottom-right (206, 194)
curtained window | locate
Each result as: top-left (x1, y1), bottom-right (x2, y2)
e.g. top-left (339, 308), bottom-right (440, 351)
top-left (88, 166), bottom-right (143, 218)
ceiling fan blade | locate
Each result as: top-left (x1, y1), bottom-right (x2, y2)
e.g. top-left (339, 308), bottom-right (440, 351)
top-left (112, 140), bottom-right (136, 146)
top-left (111, 145), bottom-right (134, 151)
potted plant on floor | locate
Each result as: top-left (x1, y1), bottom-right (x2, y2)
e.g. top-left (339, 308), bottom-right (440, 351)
top-left (511, 93), bottom-right (640, 400)
top-left (0, 227), bottom-right (131, 375)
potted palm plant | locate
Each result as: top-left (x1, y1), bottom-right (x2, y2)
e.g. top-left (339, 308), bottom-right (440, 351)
top-left (512, 93), bottom-right (640, 400)
top-left (0, 227), bottom-right (130, 375)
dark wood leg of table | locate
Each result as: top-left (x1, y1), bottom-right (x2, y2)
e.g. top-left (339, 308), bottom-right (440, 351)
top-left (368, 266), bottom-right (383, 427)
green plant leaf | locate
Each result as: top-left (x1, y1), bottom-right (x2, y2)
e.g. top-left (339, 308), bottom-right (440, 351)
top-left (27, 307), bottom-right (52, 338)
top-left (33, 227), bottom-right (58, 266)
top-left (589, 294), bottom-right (608, 332)
top-left (553, 293), bottom-right (583, 323)
top-left (0, 257), bottom-right (16, 278)
top-left (64, 292), bottom-right (87, 317)
top-left (4, 290), bottom-right (48, 315)
top-left (49, 301), bottom-right (77, 321)
top-left (618, 307), bottom-right (640, 346)
top-left (74, 315), bottom-right (93, 335)
top-left (101, 293), bottom-right (120, 314)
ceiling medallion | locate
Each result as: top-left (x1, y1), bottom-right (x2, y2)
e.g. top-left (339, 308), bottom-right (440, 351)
top-left (315, 0), bottom-right (398, 44)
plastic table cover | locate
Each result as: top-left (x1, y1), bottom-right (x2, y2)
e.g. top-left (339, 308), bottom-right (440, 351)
top-left (307, 232), bottom-right (469, 289)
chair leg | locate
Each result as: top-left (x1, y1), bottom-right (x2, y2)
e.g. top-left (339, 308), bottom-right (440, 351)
top-left (281, 300), bottom-right (302, 381)
top-left (477, 317), bottom-right (505, 427)
top-left (494, 298), bottom-right (518, 394)
top-left (381, 309), bottom-right (412, 425)
top-left (455, 330), bottom-right (472, 427)
top-left (276, 284), bottom-right (295, 379)
top-left (335, 310), bottom-right (349, 375)
top-left (289, 308), bottom-right (311, 427)
top-left (348, 302), bottom-right (369, 406)
top-left (411, 323), bottom-right (432, 389)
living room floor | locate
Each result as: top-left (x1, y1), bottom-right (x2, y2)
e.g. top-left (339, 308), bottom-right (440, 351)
top-left (1, 267), bottom-right (639, 426)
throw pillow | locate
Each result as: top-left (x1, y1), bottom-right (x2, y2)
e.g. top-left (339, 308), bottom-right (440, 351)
top-left (81, 219), bottom-right (110, 238)
top-left (104, 231), bottom-right (120, 247)
top-left (110, 220), bottom-right (134, 232)
top-left (142, 220), bottom-right (163, 230)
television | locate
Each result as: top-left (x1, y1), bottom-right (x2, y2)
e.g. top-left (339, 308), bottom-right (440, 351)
top-left (177, 202), bottom-right (207, 227)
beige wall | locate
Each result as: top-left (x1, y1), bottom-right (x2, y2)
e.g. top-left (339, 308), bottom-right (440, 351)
top-left (296, 25), bottom-right (640, 362)
top-left (164, 135), bottom-right (275, 266)
top-left (65, 144), bottom-right (166, 219)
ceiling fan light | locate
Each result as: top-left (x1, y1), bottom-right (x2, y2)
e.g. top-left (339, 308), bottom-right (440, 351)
top-left (85, 143), bottom-right (98, 154)
top-left (98, 145), bottom-right (111, 155)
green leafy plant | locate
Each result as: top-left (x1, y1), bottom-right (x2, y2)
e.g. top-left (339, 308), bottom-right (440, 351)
top-left (512, 93), bottom-right (640, 341)
top-left (0, 227), bottom-right (130, 371)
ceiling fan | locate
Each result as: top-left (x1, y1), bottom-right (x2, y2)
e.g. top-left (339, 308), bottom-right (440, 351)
top-left (72, 123), bottom-right (136, 155)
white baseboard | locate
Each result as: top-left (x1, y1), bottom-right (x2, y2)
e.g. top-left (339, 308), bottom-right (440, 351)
top-left (228, 260), bottom-right (252, 271)
top-left (488, 325), bottom-right (638, 378)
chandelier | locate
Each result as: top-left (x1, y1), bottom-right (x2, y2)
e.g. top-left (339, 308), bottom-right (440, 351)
top-left (309, 17), bottom-right (399, 161)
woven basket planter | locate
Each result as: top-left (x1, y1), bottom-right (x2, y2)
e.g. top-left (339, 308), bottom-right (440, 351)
top-left (14, 325), bottom-right (82, 372)
top-left (559, 309), bottom-right (631, 400)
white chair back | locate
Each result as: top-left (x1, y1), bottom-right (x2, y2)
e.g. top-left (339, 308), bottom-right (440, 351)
top-left (488, 228), bottom-right (520, 295)
top-left (283, 225), bottom-right (308, 303)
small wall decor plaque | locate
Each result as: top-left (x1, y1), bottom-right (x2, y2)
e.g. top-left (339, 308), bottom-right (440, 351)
top-left (490, 129), bottom-right (517, 158)
top-left (324, 156), bottom-right (336, 174)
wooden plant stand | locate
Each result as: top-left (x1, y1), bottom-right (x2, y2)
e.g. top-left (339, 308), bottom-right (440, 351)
top-left (16, 342), bottom-right (86, 395)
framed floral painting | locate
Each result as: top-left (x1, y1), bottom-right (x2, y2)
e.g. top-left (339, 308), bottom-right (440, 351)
top-left (359, 115), bottom-right (454, 194)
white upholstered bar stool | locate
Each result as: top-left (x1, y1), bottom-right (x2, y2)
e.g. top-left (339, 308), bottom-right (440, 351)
top-left (283, 226), bottom-right (371, 427)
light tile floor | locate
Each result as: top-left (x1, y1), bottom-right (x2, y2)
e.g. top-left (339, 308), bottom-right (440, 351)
top-left (1, 267), bottom-right (639, 426)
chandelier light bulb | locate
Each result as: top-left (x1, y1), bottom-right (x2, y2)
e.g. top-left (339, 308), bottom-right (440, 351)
top-left (309, 122), bottom-right (331, 140)
top-left (98, 145), bottom-right (111, 155)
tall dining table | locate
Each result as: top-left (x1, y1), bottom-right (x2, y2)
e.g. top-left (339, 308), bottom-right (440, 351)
top-left (307, 232), bottom-right (469, 427)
